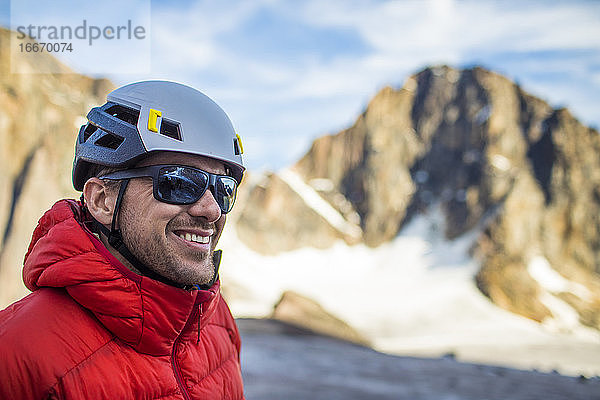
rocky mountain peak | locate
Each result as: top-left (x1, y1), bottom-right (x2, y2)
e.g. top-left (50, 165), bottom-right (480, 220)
top-left (234, 64), bottom-right (600, 329)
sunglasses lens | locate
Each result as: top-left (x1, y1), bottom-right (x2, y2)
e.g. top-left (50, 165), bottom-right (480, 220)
top-left (156, 166), bottom-right (238, 212)
top-left (157, 166), bottom-right (207, 204)
top-left (215, 176), bottom-right (237, 213)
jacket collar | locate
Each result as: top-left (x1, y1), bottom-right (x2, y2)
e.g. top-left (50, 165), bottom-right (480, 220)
top-left (23, 199), bottom-right (222, 356)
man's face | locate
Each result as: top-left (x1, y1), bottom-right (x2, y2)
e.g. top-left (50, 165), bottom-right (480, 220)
top-left (116, 152), bottom-right (227, 286)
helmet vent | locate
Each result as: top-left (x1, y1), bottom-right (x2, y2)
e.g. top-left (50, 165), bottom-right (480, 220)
top-left (233, 137), bottom-right (242, 155)
top-left (82, 124), bottom-right (97, 142)
top-left (95, 131), bottom-right (125, 150)
top-left (105, 104), bottom-right (140, 126)
top-left (160, 119), bottom-right (182, 141)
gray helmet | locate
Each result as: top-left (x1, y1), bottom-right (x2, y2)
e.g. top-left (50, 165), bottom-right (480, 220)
top-left (73, 80), bottom-right (245, 190)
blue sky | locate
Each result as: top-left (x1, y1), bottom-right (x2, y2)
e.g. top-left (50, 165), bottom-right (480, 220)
top-left (2, 0), bottom-right (599, 171)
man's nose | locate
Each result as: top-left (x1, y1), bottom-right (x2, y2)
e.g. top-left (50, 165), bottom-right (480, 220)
top-left (187, 187), bottom-right (222, 222)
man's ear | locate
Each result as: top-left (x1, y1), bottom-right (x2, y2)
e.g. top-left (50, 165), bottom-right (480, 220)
top-left (83, 178), bottom-right (116, 226)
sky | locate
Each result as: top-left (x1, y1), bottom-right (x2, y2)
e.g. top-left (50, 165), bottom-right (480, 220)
top-left (2, 0), bottom-right (599, 171)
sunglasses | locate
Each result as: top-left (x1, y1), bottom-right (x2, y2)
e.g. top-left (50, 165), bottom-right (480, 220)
top-left (100, 164), bottom-right (238, 214)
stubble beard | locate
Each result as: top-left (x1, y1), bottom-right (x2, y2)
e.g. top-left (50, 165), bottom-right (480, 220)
top-left (118, 209), bottom-right (216, 286)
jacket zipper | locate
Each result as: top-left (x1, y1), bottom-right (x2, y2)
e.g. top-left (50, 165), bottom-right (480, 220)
top-left (171, 298), bottom-right (202, 400)
top-left (197, 304), bottom-right (203, 344)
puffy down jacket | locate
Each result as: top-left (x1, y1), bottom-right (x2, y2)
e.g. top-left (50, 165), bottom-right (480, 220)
top-left (0, 200), bottom-right (245, 399)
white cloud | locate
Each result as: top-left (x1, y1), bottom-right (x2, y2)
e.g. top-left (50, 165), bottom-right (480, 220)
top-left (108, 0), bottom-right (600, 170)
top-left (304, 0), bottom-right (600, 55)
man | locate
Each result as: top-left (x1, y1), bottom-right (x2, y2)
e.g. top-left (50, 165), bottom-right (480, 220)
top-left (0, 81), bottom-right (246, 399)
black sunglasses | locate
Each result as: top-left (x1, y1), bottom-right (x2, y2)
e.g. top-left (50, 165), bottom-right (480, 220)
top-left (100, 164), bottom-right (238, 214)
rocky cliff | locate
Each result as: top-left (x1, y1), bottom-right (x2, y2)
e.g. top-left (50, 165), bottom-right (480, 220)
top-left (234, 65), bottom-right (600, 329)
top-left (0, 27), bottom-right (113, 305)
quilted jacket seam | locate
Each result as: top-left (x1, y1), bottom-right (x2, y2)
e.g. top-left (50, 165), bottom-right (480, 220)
top-left (47, 336), bottom-right (117, 397)
top-left (187, 350), bottom-right (238, 390)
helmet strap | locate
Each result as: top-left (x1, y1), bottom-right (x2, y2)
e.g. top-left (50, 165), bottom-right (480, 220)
top-left (90, 180), bottom-right (220, 290)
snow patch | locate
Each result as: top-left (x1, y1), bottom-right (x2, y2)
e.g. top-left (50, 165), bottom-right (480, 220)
top-left (490, 153), bottom-right (511, 172)
top-left (527, 256), bottom-right (596, 339)
top-left (278, 168), bottom-right (362, 238)
top-left (308, 178), bottom-right (335, 192)
top-left (528, 256), bottom-right (591, 300)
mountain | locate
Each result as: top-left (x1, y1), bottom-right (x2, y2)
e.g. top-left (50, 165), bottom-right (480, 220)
top-left (233, 65), bottom-right (600, 330)
top-left (0, 27), bottom-right (113, 305)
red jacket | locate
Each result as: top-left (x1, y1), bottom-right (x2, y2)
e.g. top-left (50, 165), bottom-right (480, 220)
top-left (0, 200), bottom-right (245, 399)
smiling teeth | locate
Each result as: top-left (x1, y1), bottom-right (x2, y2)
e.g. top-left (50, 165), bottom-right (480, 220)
top-left (179, 233), bottom-right (209, 244)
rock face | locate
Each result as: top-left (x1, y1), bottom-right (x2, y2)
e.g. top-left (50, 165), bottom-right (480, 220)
top-left (235, 172), bottom-right (348, 254)
top-left (0, 28), bottom-right (113, 306)
top-left (235, 65), bottom-right (600, 329)
top-left (270, 290), bottom-right (370, 346)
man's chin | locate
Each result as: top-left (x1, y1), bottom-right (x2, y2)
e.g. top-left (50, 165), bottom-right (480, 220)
top-left (167, 260), bottom-right (215, 287)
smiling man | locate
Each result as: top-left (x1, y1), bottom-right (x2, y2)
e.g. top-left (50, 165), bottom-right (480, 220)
top-left (0, 81), bottom-right (246, 399)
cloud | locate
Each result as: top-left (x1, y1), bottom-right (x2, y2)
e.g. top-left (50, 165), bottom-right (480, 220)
top-left (132, 0), bottom-right (600, 170)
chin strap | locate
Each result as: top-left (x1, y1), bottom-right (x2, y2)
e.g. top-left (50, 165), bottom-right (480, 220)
top-left (86, 180), bottom-right (221, 291)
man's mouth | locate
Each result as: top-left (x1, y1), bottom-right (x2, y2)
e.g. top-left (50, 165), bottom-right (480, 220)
top-left (177, 232), bottom-right (210, 244)
top-left (172, 229), bottom-right (213, 246)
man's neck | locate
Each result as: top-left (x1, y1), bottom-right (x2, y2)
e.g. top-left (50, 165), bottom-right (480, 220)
top-left (98, 233), bottom-right (143, 276)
